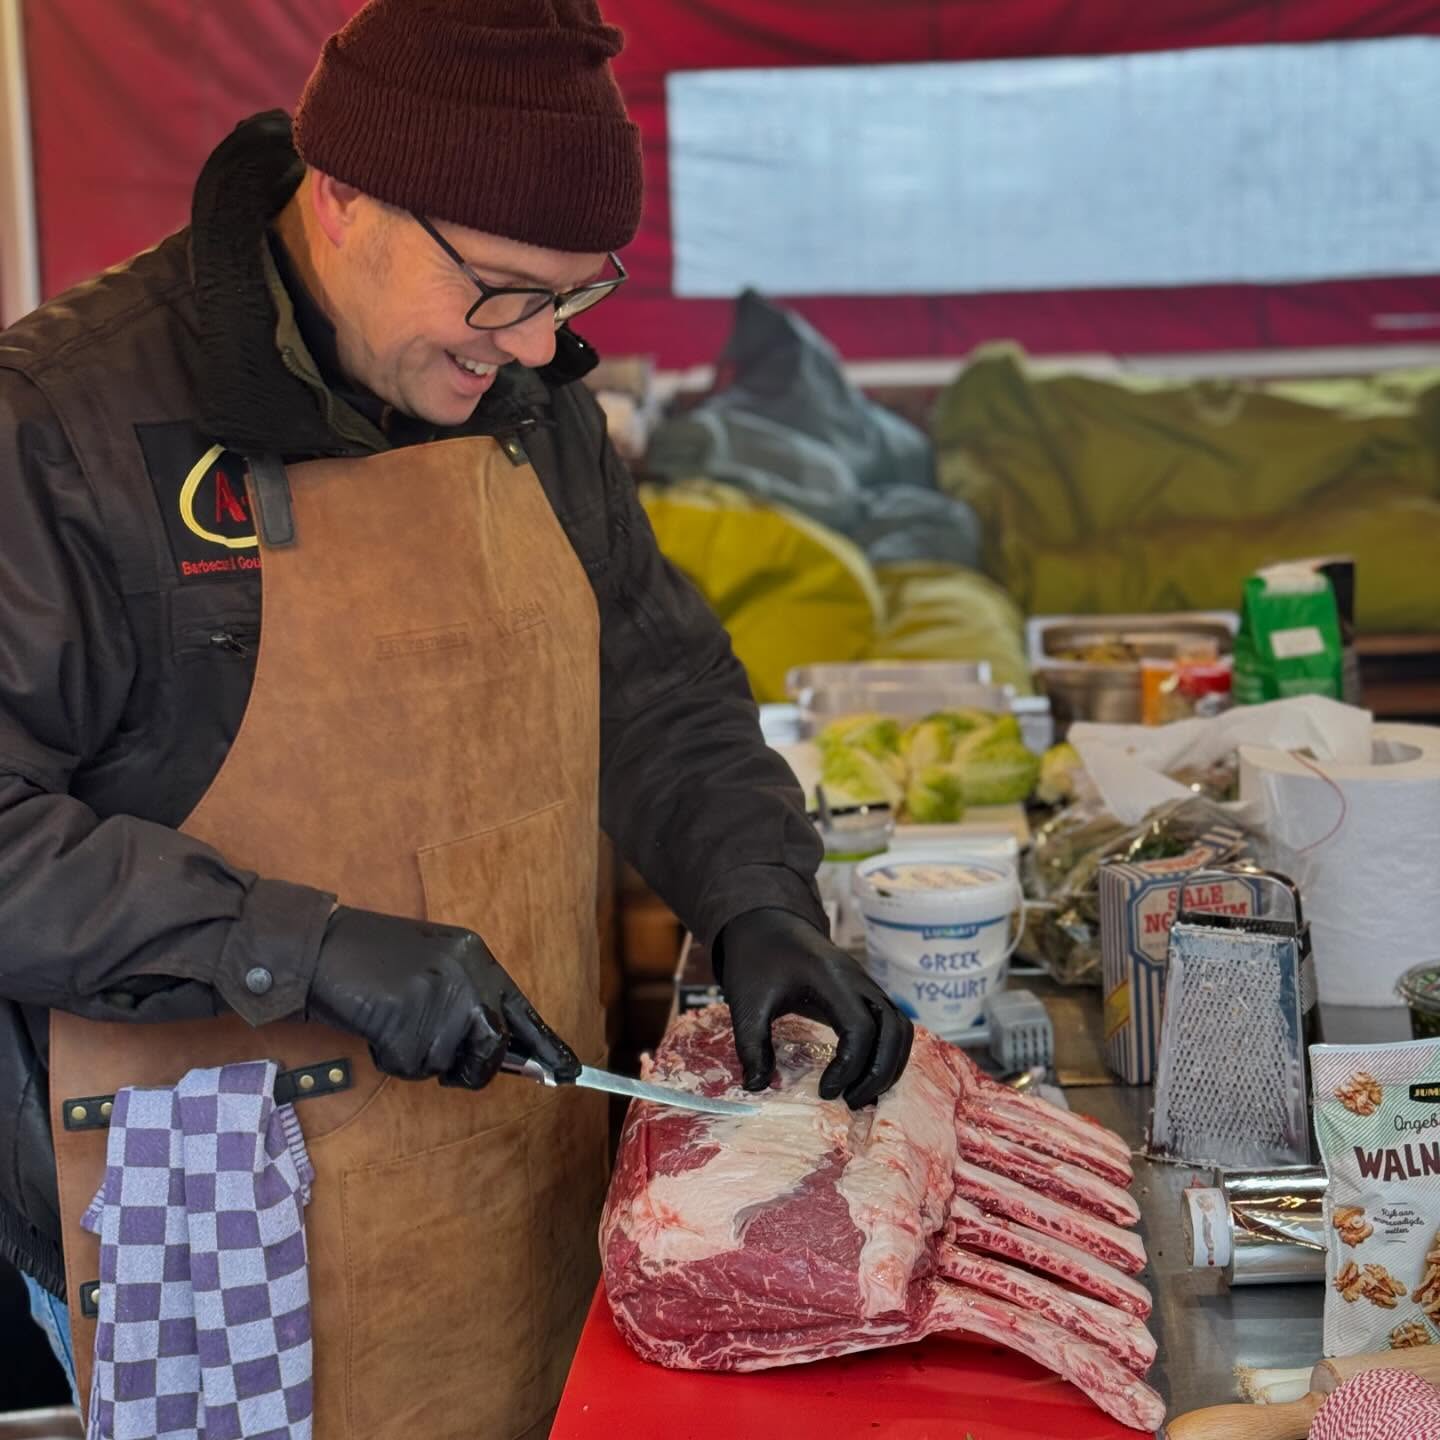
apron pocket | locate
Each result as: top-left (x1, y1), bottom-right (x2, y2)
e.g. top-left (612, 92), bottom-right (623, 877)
top-left (340, 1115), bottom-right (542, 1439)
top-left (416, 802), bottom-right (598, 1057)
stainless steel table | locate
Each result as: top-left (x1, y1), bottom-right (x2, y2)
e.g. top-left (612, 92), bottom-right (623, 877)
top-left (1074, 1084), bottom-right (1321, 1424)
top-left (1020, 973), bottom-right (1415, 1425)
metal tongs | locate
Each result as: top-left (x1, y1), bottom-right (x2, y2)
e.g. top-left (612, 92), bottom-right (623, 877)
top-left (501, 1053), bottom-right (761, 1118)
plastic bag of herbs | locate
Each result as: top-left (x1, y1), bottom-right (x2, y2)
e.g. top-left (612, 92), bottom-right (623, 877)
top-left (1022, 793), bottom-right (1252, 985)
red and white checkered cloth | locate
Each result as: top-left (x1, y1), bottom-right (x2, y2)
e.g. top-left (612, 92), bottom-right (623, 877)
top-left (1309, 1369), bottom-right (1440, 1440)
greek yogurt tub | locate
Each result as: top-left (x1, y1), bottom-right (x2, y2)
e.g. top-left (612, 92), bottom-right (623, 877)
top-left (853, 850), bottom-right (1023, 1042)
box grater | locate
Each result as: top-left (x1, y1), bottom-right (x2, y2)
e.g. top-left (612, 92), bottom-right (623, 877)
top-left (1148, 868), bottom-right (1317, 1169)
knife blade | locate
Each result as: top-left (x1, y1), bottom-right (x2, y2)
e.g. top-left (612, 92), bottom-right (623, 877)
top-left (501, 1053), bottom-right (760, 1118)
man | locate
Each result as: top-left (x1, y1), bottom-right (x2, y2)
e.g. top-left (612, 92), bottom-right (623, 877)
top-left (0, 0), bottom-right (912, 1435)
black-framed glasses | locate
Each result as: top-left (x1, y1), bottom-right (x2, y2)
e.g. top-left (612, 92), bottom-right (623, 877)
top-left (414, 214), bottom-right (627, 332)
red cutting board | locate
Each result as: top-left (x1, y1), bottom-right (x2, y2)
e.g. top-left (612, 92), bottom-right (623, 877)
top-left (552, 1284), bottom-right (1147, 1440)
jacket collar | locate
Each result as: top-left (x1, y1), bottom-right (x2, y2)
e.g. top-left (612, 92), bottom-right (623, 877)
top-left (189, 111), bottom-right (581, 459)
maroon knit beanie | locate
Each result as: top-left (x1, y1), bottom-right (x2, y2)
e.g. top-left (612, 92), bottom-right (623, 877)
top-left (293, 0), bottom-right (642, 253)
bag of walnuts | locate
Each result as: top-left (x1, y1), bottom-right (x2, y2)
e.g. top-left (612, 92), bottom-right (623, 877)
top-left (1313, 1041), bottom-right (1440, 1354)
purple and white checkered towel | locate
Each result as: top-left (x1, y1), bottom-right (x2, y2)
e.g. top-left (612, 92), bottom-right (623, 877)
top-left (81, 1061), bottom-right (315, 1440)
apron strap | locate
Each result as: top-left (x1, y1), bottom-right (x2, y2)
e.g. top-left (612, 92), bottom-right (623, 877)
top-left (248, 453), bottom-right (298, 548)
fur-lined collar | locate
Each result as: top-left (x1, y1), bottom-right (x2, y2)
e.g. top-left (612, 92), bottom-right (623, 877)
top-left (190, 111), bottom-right (578, 457)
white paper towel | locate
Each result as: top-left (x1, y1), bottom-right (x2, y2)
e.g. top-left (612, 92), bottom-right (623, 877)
top-left (1240, 724), bottom-right (1440, 1007)
top-left (1071, 696), bottom-right (1374, 826)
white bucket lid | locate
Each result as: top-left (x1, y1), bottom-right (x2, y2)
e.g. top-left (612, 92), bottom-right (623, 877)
top-left (853, 848), bottom-right (1017, 922)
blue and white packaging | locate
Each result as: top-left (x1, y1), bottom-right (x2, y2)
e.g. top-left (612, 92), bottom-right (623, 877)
top-left (1099, 826), bottom-right (1254, 1084)
top-left (853, 851), bottom-right (1023, 1042)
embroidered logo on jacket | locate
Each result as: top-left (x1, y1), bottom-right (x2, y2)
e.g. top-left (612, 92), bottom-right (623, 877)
top-left (136, 421), bottom-right (261, 580)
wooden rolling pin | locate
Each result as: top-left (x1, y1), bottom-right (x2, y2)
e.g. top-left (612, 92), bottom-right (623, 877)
top-left (1164, 1347), bottom-right (1440, 1439)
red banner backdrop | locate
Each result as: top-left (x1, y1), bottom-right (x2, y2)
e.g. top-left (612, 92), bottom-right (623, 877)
top-left (23, 0), bottom-right (1440, 367)
top-left (25, 0), bottom-right (353, 295)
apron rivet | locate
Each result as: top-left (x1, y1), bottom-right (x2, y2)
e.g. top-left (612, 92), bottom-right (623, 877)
top-left (328, 1067), bottom-right (345, 1085)
top-left (100, 1101), bottom-right (113, 1119)
top-left (70, 1105), bottom-right (87, 1124)
top-left (298, 1073), bottom-right (317, 1092)
top-left (89, 1288), bottom-right (100, 1308)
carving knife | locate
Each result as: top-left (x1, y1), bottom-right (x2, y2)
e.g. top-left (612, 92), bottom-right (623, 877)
top-left (501, 1053), bottom-right (761, 1118)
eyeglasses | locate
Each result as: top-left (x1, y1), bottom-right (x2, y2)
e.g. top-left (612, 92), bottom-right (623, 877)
top-left (414, 215), bottom-right (627, 332)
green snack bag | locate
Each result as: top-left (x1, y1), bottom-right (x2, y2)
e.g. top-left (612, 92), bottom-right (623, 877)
top-left (1233, 564), bottom-right (1344, 704)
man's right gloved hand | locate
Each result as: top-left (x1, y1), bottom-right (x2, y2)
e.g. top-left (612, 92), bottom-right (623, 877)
top-left (305, 906), bottom-right (579, 1089)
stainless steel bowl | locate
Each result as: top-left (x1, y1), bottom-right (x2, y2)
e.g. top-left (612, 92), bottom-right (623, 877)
top-left (1035, 665), bottom-right (1145, 729)
top-left (1030, 613), bottom-right (1238, 731)
top-left (1038, 619), bottom-right (1236, 664)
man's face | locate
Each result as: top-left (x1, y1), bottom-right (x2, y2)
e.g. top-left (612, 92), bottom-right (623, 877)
top-left (329, 202), bottom-right (607, 427)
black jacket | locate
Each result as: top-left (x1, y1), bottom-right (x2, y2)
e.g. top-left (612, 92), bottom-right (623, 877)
top-left (0, 113), bottom-right (822, 1294)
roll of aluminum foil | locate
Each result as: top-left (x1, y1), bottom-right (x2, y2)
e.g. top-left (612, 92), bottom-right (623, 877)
top-left (1183, 1166), bottom-right (1327, 1286)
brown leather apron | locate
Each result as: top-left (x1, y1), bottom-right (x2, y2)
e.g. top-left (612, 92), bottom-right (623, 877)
top-left (49, 436), bottom-right (608, 1440)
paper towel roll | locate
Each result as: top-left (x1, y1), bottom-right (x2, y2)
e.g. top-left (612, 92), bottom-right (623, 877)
top-left (1240, 725), bottom-right (1440, 1007)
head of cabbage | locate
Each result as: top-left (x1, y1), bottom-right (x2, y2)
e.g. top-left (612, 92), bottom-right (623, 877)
top-left (904, 764), bottom-right (968, 823)
top-left (899, 709), bottom-right (993, 770)
top-left (818, 713), bottom-right (904, 761)
top-left (950, 718), bottom-right (1041, 807)
top-left (817, 707), bottom-right (1038, 816)
top-left (818, 741), bottom-right (905, 809)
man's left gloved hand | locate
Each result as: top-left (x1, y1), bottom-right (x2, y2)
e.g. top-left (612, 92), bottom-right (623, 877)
top-left (715, 907), bottom-right (914, 1110)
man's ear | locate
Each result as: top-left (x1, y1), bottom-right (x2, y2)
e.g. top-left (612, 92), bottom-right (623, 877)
top-left (309, 171), bottom-right (368, 250)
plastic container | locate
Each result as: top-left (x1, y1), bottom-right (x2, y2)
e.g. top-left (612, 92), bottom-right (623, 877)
top-left (815, 807), bottom-right (894, 952)
top-left (853, 850), bottom-right (1023, 1042)
top-left (986, 989), bottom-right (1055, 1072)
top-left (885, 831), bottom-right (1021, 867)
top-left (1397, 962), bottom-right (1440, 1039)
top-left (1027, 610), bottom-right (1238, 734)
top-left (1140, 652), bottom-right (1233, 726)
top-left (784, 661), bottom-right (1055, 755)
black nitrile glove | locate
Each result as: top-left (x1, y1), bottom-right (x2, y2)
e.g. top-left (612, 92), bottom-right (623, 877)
top-left (306, 906), bottom-right (580, 1089)
top-left (715, 907), bottom-right (914, 1110)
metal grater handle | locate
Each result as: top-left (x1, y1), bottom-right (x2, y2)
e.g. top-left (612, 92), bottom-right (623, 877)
top-left (1175, 866), bottom-right (1306, 934)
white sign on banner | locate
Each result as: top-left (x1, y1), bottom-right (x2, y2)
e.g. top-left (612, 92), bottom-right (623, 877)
top-left (668, 37), bottom-right (1440, 298)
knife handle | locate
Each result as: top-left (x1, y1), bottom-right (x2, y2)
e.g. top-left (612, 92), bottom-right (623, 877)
top-left (501, 1053), bottom-right (556, 1086)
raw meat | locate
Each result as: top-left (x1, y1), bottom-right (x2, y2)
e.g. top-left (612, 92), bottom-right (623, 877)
top-left (937, 1244), bottom-right (1156, 1375)
top-left (954, 1119), bottom-right (1140, 1228)
top-left (976, 1082), bottom-right (1134, 1168)
top-left (947, 1196), bottom-right (1153, 1319)
top-left (969, 1085), bottom-right (1135, 1189)
top-left (926, 1288), bottom-right (1164, 1433)
top-left (950, 1160), bottom-right (1148, 1274)
top-left (602, 1006), bottom-right (1163, 1433)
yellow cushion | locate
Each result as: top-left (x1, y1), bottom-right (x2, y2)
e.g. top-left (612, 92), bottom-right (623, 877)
top-left (870, 562), bottom-right (1033, 694)
top-left (641, 480), bottom-right (882, 702)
